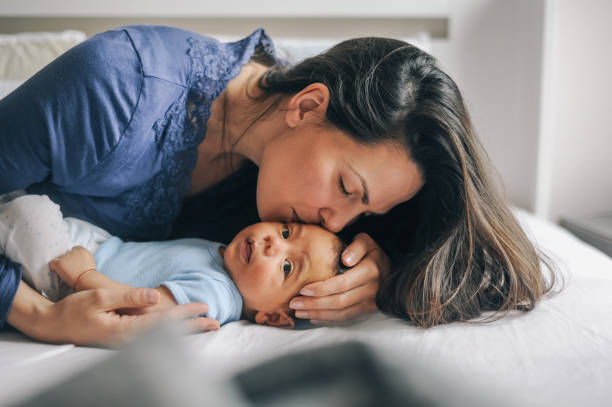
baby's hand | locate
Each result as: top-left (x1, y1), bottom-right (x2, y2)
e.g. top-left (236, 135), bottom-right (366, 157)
top-left (49, 246), bottom-right (97, 289)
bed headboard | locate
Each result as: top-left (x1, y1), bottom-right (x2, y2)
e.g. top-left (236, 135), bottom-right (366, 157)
top-left (0, 0), bottom-right (449, 40)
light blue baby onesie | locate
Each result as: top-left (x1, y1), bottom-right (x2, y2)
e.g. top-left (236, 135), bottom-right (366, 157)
top-left (95, 237), bottom-right (243, 325)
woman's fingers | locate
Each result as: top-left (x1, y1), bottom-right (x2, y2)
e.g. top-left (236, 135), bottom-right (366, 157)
top-left (340, 232), bottom-right (377, 267)
top-left (33, 286), bottom-right (213, 346)
top-left (293, 268), bottom-right (379, 322)
top-left (292, 280), bottom-right (378, 311)
top-left (111, 302), bottom-right (212, 344)
top-left (95, 288), bottom-right (161, 311)
top-left (97, 289), bottom-right (211, 340)
top-left (120, 301), bottom-right (210, 329)
top-left (301, 300), bottom-right (378, 323)
top-left (300, 239), bottom-right (382, 297)
top-left (289, 232), bottom-right (389, 323)
top-left (299, 255), bottom-right (379, 297)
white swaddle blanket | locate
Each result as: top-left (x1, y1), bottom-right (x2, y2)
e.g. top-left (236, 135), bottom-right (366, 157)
top-left (0, 192), bottom-right (111, 301)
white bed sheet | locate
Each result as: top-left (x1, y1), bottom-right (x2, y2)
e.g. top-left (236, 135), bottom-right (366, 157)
top-left (1, 209), bottom-right (611, 406)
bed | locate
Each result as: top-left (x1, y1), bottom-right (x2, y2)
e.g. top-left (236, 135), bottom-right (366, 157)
top-left (1, 208), bottom-right (611, 406)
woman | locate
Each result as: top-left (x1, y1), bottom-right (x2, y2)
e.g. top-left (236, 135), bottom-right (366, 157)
top-left (0, 25), bottom-right (553, 345)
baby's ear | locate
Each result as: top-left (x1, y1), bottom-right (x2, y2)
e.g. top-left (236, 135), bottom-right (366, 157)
top-left (254, 309), bottom-right (295, 329)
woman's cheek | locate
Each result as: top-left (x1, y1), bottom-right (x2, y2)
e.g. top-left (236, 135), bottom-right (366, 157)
top-left (256, 168), bottom-right (289, 221)
top-left (303, 181), bottom-right (334, 209)
top-left (296, 164), bottom-right (334, 205)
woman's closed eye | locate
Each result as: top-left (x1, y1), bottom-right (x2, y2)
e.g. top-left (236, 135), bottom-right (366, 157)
top-left (338, 176), bottom-right (351, 197)
top-left (282, 259), bottom-right (293, 276)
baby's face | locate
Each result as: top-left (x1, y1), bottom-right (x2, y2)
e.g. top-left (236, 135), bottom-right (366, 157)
top-left (223, 222), bottom-right (342, 312)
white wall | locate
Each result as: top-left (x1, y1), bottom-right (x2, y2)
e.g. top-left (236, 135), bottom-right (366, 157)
top-left (545, 0), bottom-right (612, 221)
top-left (431, 0), bottom-right (612, 222)
top-left (430, 0), bottom-right (546, 211)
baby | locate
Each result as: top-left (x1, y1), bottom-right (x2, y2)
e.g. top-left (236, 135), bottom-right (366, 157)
top-left (0, 194), bottom-right (346, 328)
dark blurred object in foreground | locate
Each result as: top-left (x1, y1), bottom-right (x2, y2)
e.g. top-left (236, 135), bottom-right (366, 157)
top-left (235, 341), bottom-right (435, 407)
top-left (14, 323), bottom-right (488, 407)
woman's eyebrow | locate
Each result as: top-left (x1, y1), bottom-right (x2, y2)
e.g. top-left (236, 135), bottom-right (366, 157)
top-left (348, 164), bottom-right (370, 205)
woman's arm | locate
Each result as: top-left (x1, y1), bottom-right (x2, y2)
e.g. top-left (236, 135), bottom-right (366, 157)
top-left (0, 256), bottom-right (23, 328)
top-left (7, 247), bottom-right (218, 346)
top-left (6, 281), bottom-right (217, 346)
top-left (288, 233), bottom-right (388, 323)
top-left (0, 28), bottom-right (144, 195)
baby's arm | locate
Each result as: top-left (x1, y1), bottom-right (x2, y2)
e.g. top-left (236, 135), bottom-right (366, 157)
top-left (49, 246), bottom-right (177, 312)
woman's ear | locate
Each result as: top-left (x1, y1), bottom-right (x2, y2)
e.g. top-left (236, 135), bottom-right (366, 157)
top-left (285, 83), bottom-right (330, 128)
top-left (254, 309), bottom-right (296, 329)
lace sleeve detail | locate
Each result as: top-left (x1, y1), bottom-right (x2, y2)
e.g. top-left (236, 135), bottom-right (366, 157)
top-left (185, 29), bottom-right (277, 139)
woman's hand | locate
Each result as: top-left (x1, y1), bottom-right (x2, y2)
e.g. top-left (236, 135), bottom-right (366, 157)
top-left (7, 281), bottom-right (219, 347)
top-left (288, 233), bottom-right (389, 324)
top-left (41, 289), bottom-right (219, 346)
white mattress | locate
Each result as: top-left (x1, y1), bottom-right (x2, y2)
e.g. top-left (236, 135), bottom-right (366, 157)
top-left (1, 209), bottom-right (611, 406)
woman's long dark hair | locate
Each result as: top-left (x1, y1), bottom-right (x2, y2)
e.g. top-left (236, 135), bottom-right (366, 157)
top-left (253, 38), bottom-right (557, 327)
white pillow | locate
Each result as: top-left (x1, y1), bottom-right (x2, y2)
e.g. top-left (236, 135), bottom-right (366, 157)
top-left (0, 79), bottom-right (22, 99)
top-left (0, 30), bottom-right (86, 81)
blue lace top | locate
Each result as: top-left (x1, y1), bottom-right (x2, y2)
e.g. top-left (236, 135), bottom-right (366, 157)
top-left (0, 25), bottom-right (276, 326)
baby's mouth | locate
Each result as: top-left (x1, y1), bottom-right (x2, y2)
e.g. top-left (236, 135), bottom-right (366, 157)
top-left (242, 238), bottom-right (253, 263)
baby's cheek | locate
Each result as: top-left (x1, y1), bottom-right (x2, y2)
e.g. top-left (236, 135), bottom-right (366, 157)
top-left (248, 263), bottom-right (270, 282)
top-left (249, 263), bottom-right (280, 291)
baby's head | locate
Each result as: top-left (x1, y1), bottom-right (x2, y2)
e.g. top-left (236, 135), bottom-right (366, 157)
top-left (220, 222), bottom-right (346, 328)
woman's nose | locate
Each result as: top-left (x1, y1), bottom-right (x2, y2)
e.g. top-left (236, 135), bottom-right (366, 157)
top-left (319, 207), bottom-right (357, 233)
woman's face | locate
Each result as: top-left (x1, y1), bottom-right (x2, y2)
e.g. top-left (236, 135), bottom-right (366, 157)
top-left (256, 123), bottom-right (424, 233)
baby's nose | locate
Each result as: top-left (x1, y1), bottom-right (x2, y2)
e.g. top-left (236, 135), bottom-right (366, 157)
top-left (263, 235), bottom-right (284, 256)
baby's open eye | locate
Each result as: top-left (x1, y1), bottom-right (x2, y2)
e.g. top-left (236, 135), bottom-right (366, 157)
top-left (281, 225), bottom-right (290, 239)
top-left (283, 259), bottom-right (292, 276)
